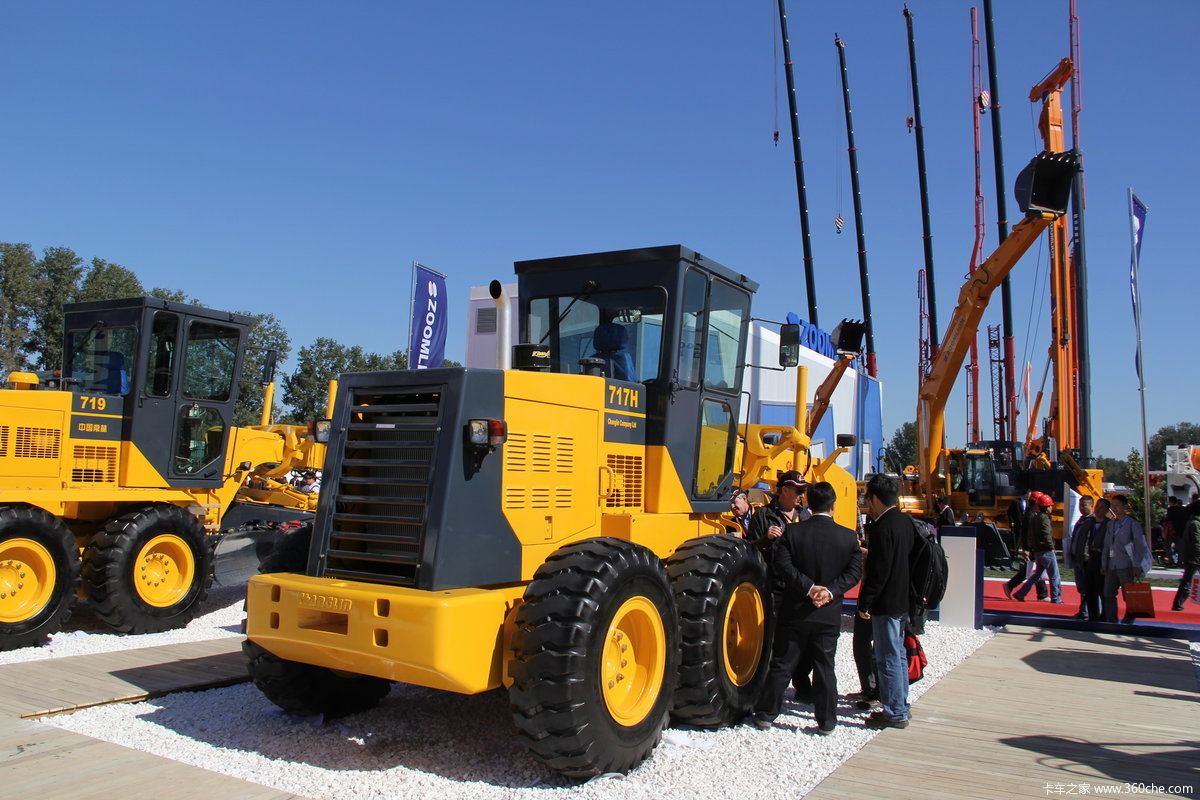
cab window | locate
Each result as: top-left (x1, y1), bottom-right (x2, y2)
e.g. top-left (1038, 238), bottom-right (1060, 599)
top-left (181, 322), bottom-right (240, 401)
top-left (528, 288), bottom-right (665, 382)
top-left (144, 312), bottom-right (178, 397)
top-left (676, 269), bottom-right (708, 388)
top-left (703, 280), bottom-right (750, 394)
top-left (175, 405), bottom-right (225, 474)
top-left (65, 325), bottom-right (137, 395)
top-left (695, 399), bottom-right (735, 497)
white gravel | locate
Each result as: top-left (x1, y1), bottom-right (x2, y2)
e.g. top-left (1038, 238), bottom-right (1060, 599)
top-left (40, 618), bottom-right (993, 800)
top-left (0, 583), bottom-right (247, 665)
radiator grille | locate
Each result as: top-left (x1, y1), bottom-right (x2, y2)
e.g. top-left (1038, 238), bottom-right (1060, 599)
top-left (606, 454), bottom-right (644, 508)
top-left (0, 426), bottom-right (8, 457)
top-left (71, 445), bottom-right (118, 482)
top-left (15, 427), bottom-right (60, 459)
top-left (321, 386), bottom-right (441, 587)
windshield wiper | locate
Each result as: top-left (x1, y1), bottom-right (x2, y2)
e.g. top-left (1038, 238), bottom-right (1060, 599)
top-left (538, 280), bottom-right (598, 345)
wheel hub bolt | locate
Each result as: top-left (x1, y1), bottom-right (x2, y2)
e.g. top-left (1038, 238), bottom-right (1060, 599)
top-left (608, 680), bottom-right (615, 689)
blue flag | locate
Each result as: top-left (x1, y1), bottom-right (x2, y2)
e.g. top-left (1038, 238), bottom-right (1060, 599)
top-left (409, 264), bottom-right (448, 369)
top-left (1130, 193), bottom-right (1148, 379)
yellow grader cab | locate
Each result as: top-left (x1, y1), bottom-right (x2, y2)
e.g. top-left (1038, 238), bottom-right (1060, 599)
top-left (0, 297), bottom-right (324, 650)
top-left (244, 245), bottom-right (859, 777)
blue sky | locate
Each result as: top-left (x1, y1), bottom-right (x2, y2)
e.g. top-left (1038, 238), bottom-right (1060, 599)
top-left (2, 1), bottom-right (1195, 461)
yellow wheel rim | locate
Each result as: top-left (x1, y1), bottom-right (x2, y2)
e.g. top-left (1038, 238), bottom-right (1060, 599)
top-left (600, 595), bottom-right (667, 727)
top-left (133, 534), bottom-right (195, 608)
top-left (0, 538), bottom-right (57, 624)
top-left (722, 581), bottom-right (765, 686)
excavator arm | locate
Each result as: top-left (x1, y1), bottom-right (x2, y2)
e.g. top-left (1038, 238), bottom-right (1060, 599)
top-left (806, 354), bottom-right (854, 437)
top-left (917, 150), bottom-right (1080, 512)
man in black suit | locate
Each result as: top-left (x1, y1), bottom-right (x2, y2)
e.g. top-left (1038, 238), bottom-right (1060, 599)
top-left (751, 481), bottom-right (862, 735)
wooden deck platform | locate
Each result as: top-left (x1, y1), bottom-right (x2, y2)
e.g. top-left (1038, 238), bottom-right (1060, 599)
top-left (0, 639), bottom-right (310, 800)
top-left (0, 627), bottom-right (1195, 799)
top-left (808, 625), bottom-right (1199, 800)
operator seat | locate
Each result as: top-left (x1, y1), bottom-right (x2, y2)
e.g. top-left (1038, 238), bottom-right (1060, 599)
top-left (591, 322), bottom-right (635, 382)
top-left (98, 351), bottom-right (130, 395)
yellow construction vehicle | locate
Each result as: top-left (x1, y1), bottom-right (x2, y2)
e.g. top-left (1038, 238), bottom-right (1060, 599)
top-left (0, 297), bottom-right (326, 650)
top-left (243, 245), bottom-right (859, 778)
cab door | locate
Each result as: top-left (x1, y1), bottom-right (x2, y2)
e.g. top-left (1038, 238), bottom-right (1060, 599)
top-left (128, 314), bottom-right (245, 487)
top-left (667, 269), bottom-right (751, 509)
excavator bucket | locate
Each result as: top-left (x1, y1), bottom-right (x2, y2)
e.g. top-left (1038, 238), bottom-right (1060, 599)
top-left (1014, 149), bottom-right (1080, 217)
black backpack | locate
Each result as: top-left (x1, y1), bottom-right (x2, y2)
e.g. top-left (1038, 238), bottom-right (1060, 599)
top-left (909, 517), bottom-right (948, 612)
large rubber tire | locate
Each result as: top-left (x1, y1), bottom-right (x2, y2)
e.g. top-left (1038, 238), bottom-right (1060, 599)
top-left (243, 639), bottom-right (392, 717)
top-left (0, 504), bottom-right (79, 651)
top-left (508, 537), bottom-right (678, 778)
top-left (668, 535), bottom-right (773, 727)
top-left (86, 504), bottom-right (214, 634)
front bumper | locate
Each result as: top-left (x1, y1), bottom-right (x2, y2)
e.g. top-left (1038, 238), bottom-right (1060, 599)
top-left (245, 573), bottom-right (524, 694)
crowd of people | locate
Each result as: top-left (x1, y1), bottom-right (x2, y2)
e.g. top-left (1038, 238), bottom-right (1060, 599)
top-left (1007, 488), bottom-right (1198, 620)
top-left (730, 472), bottom-right (915, 735)
top-left (722, 473), bottom-right (1199, 735)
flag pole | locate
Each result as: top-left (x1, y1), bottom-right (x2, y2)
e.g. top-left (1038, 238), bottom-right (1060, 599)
top-left (1129, 189), bottom-right (1151, 546)
top-left (407, 260), bottom-right (417, 367)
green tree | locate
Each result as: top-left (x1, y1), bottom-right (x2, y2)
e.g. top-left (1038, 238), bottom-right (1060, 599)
top-left (1147, 422), bottom-right (1200, 470)
top-left (0, 242), bottom-right (38, 375)
top-left (149, 287), bottom-right (194, 303)
top-left (281, 341), bottom-right (459, 423)
top-left (282, 338), bottom-right (363, 423)
top-left (76, 258), bottom-right (144, 302)
top-left (234, 311), bottom-right (292, 427)
top-left (883, 421), bottom-right (918, 473)
top-left (29, 246), bottom-right (85, 369)
top-left (1094, 454), bottom-right (1128, 486)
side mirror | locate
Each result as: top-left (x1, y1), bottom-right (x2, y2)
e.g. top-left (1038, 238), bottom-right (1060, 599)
top-left (779, 324), bottom-right (800, 368)
top-left (261, 350), bottom-right (277, 385)
top-left (836, 434), bottom-right (857, 448)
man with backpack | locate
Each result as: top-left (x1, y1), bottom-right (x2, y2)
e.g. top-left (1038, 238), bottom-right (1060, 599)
top-left (857, 473), bottom-right (913, 730)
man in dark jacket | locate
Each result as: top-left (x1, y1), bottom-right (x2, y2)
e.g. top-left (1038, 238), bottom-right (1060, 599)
top-left (746, 470), bottom-right (810, 561)
top-left (1005, 488), bottom-right (1047, 600)
top-left (1067, 495), bottom-right (1097, 619)
top-left (1013, 492), bottom-right (1062, 603)
top-left (751, 481), bottom-right (861, 734)
top-left (857, 473), bottom-right (913, 729)
top-left (746, 470), bottom-right (811, 693)
top-left (1171, 500), bottom-right (1200, 611)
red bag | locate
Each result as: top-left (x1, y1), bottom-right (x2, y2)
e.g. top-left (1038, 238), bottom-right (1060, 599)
top-left (1122, 581), bottom-right (1156, 619)
top-left (905, 632), bottom-right (927, 683)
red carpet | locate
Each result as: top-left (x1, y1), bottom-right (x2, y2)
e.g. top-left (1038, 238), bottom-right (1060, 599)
top-left (844, 578), bottom-right (1200, 626)
top-left (980, 577), bottom-right (1200, 625)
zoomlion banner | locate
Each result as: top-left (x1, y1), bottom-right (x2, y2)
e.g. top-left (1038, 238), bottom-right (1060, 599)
top-left (409, 263), bottom-right (448, 369)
